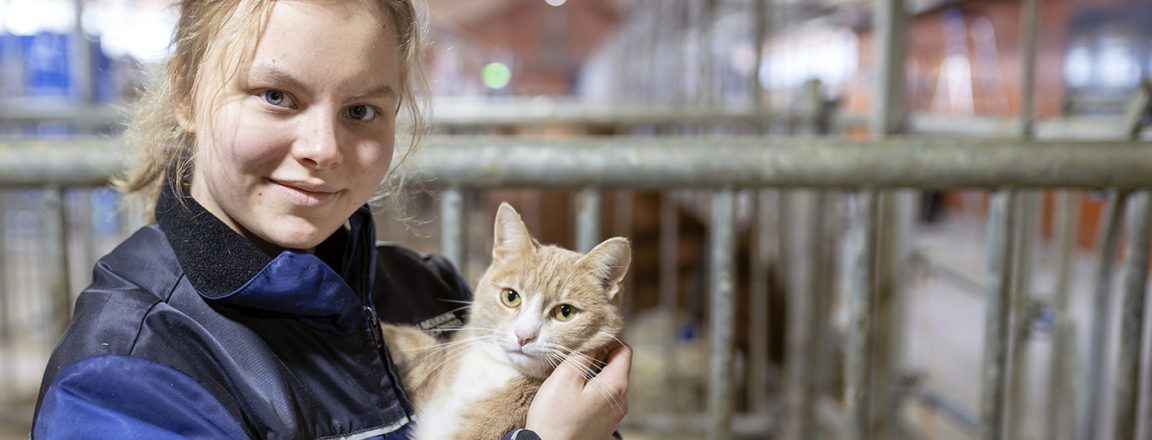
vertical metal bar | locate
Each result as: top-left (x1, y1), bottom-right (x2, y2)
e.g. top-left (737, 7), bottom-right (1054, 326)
top-left (870, 0), bottom-right (906, 137)
top-left (699, 0), bottom-right (716, 109)
top-left (784, 190), bottom-right (817, 440)
top-left (440, 187), bottom-right (465, 273)
top-left (1081, 191), bottom-right (1128, 440)
top-left (71, 0), bottom-right (93, 107)
top-left (708, 189), bottom-right (736, 440)
top-left (869, 0), bottom-right (906, 436)
top-left (748, 190), bottom-right (771, 414)
top-left (44, 187), bottom-right (73, 339)
top-left (613, 190), bottom-right (635, 318)
top-left (659, 191), bottom-right (680, 409)
top-left (575, 188), bottom-right (602, 253)
top-left (1113, 191), bottom-right (1152, 440)
top-left (752, 0), bottom-right (767, 126)
top-left (0, 190), bottom-right (9, 394)
top-left (1009, 191), bottom-right (1039, 440)
top-left (1045, 191), bottom-right (1081, 440)
top-left (845, 190), bottom-right (878, 440)
top-left (1008, 1), bottom-right (1040, 435)
top-left (981, 190), bottom-right (1018, 440)
top-left (1017, 0), bottom-right (1039, 139)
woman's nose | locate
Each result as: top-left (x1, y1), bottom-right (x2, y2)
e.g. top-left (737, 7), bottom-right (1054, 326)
top-left (293, 112), bottom-right (342, 169)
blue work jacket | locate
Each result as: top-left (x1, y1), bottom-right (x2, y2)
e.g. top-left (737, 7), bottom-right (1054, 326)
top-left (32, 185), bottom-right (472, 439)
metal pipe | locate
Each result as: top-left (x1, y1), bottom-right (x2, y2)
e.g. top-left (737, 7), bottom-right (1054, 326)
top-left (708, 189), bottom-right (736, 440)
top-left (748, 189), bottom-right (771, 415)
top-left (44, 187), bottom-right (73, 340)
top-left (1009, 1), bottom-right (1040, 434)
top-left (10, 137), bottom-right (1152, 189)
top-left (0, 190), bottom-right (9, 394)
top-left (1112, 191), bottom-right (1152, 439)
top-left (1045, 190), bottom-right (1082, 440)
top-left (845, 190), bottom-right (878, 440)
top-left (1080, 190), bottom-right (1128, 440)
top-left (869, 0), bottom-right (906, 435)
top-left (1009, 190), bottom-right (1039, 440)
top-left (1018, 0), bottom-right (1039, 139)
top-left (752, 0), bottom-right (767, 127)
top-left (784, 190), bottom-right (818, 440)
top-left (659, 191), bottom-right (680, 410)
top-left (980, 190), bottom-right (1017, 440)
top-left (613, 190), bottom-right (635, 318)
top-left (440, 187), bottom-right (465, 273)
top-left (71, 0), bottom-right (93, 107)
top-left (871, 0), bottom-right (906, 137)
top-left (575, 188), bottom-right (602, 253)
top-left (698, 0), bottom-right (716, 109)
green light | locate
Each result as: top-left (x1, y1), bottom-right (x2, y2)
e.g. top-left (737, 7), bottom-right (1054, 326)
top-left (482, 62), bottom-right (511, 89)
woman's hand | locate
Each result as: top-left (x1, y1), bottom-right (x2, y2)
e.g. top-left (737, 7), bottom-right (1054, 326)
top-left (526, 343), bottom-right (632, 440)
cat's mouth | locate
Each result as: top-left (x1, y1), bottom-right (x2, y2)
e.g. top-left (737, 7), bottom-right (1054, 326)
top-left (504, 345), bottom-right (549, 366)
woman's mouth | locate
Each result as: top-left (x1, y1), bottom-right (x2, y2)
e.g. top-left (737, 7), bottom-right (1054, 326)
top-left (267, 178), bottom-right (341, 207)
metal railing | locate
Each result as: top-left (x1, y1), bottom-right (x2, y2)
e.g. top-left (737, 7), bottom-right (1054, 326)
top-left (3, 125), bottom-right (1152, 439)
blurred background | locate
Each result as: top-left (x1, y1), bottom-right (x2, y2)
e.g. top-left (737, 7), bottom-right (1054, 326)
top-left (2, 0), bottom-right (1152, 439)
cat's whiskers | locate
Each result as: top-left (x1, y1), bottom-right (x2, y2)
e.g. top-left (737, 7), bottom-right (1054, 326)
top-left (437, 299), bottom-right (473, 305)
top-left (596, 331), bottom-right (626, 349)
top-left (555, 354), bottom-right (627, 416)
top-left (539, 342), bottom-right (607, 369)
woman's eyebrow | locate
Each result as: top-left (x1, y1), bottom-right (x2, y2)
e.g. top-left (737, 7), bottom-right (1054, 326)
top-left (246, 64), bottom-right (308, 92)
top-left (350, 84), bottom-right (396, 101)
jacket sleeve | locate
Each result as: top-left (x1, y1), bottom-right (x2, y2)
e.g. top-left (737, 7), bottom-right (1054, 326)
top-left (34, 354), bottom-right (249, 440)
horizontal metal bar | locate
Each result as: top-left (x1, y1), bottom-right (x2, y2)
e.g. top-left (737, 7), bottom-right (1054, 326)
top-left (4, 97), bottom-right (1144, 139)
top-left (0, 99), bottom-right (126, 124)
top-left (4, 136), bottom-right (1152, 189)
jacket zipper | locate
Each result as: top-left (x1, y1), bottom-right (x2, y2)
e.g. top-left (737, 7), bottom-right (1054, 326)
top-left (362, 304), bottom-right (417, 417)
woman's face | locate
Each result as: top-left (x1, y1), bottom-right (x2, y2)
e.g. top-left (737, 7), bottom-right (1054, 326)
top-left (186, 0), bottom-right (400, 253)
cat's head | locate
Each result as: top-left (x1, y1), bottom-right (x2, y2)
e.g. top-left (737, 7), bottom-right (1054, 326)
top-left (470, 203), bottom-right (630, 379)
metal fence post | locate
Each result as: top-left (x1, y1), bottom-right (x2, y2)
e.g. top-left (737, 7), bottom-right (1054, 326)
top-left (748, 189), bottom-right (772, 415)
top-left (0, 191), bottom-right (9, 396)
top-left (1113, 191), bottom-right (1152, 440)
top-left (981, 190), bottom-right (1018, 440)
top-left (783, 190), bottom-right (818, 440)
top-left (845, 190), bottom-right (878, 440)
top-left (708, 189), bottom-right (736, 440)
top-left (659, 191), bottom-right (680, 411)
top-left (1045, 190), bottom-right (1082, 440)
top-left (575, 188), bottom-right (602, 253)
top-left (1081, 190), bottom-right (1128, 440)
top-left (44, 187), bottom-right (73, 340)
top-left (870, 0), bottom-right (906, 436)
top-left (440, 188), bottom-right (465, 273)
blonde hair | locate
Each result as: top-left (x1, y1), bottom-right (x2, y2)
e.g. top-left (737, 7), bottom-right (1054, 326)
top-left (115, 0), bottom-right (428, 221)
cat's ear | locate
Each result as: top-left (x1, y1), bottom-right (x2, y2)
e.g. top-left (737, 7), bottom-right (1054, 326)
top-left (580, 237), bottom-right (631, 301)
top-left (492, 203), bottom-right (534, 261)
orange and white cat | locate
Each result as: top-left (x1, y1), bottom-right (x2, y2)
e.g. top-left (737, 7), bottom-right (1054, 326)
top-left (381, 203), bottom-right (630, 440)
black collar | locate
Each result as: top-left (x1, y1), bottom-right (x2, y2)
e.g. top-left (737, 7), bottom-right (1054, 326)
top-left (154, 182), bottom-right (377, 334)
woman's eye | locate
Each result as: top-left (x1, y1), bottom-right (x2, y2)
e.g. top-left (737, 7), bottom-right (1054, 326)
top-left (553, 304), bottom-right (576, 321)
top-left (261, 89), bottom-right (294, 108)
top-left (500, 289), bottom-right (521, 308)
top-left (345, 104), bottom-right (377, 121)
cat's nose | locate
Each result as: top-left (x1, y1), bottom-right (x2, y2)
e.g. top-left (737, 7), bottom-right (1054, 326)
top-left (517, 332), bottom-right (535, 347)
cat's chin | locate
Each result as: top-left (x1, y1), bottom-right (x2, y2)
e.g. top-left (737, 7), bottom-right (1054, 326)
top-left (501, 350), bottom-right (552, 379)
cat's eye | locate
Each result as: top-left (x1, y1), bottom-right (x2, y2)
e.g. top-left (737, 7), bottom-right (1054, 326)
top-left (553, 304), bottom-right (576, 321)
top-left (500, 289), bottom-right (521, 308)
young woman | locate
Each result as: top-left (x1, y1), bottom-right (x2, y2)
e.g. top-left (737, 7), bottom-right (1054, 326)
top-left (31, 1), bottom-right (631, 438)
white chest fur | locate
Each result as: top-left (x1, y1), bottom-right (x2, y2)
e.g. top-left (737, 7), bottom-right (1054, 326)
top-left (411, 347), bottom-right (520, 440)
